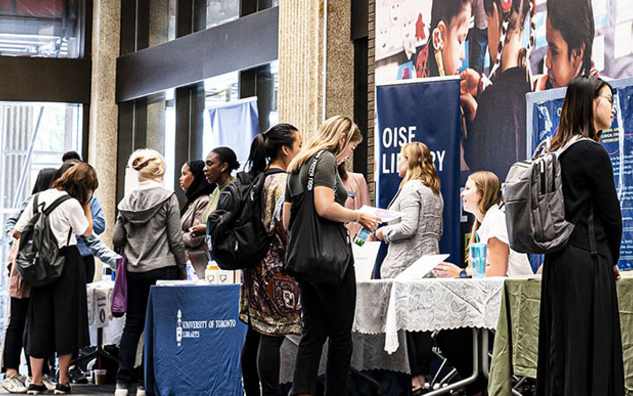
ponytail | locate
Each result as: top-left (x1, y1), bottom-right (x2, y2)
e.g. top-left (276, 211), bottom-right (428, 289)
top-left (247, 133), bottom-right (268, 175)
top-left (246, 123), bottom-right (299, 175)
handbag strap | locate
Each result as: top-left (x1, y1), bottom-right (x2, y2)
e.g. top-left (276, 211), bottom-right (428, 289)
top-left (307, 150), bottom-right (325, 192)
top-left (307, 150), bottom-right (337, 197)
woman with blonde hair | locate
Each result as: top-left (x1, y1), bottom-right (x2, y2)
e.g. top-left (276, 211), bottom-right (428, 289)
top-left (374, 142), bottom-right (443, 394)
top-left (434, 171), bottom-right (531, 396)
top-left (377, 142), bottom-right (443, 278)
top-left (436, 171), bottom-right (531, 278)
top-left (113, 149), bottom-right (186, 396)
top-left (284, 115), bottom-right (380, 396)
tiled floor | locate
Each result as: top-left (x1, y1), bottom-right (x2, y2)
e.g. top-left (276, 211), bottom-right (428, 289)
top-left (0, 383), bottom-right (117, 395)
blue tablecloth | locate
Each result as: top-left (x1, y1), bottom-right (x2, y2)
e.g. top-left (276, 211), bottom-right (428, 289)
top-left (144, 284), bottom-right (247, 395)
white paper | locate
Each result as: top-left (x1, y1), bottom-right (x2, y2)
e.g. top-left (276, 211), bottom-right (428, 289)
top-left (353, 241), bottom-right (381, 281)
top-left (395, 254), bottom-right (450, 281)
top-left (359, 205), bottom-right (402, 222)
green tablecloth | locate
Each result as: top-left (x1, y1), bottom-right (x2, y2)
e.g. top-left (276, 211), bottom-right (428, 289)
top-left (488, 277), bottom-right (633, 395)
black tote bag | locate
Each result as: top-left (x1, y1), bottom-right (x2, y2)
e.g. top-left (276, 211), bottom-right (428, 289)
top-left (285, 150), bottom-right (353, 284)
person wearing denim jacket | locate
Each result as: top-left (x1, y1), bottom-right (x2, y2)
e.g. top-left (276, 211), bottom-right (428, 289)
top-left (76, 196), bottom-right (106, 282)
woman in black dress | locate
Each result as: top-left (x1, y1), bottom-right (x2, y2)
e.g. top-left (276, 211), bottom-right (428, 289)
top-left (537, 76), bottom-right (624, 395)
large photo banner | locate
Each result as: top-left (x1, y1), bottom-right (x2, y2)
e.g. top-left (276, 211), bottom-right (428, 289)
top-left (376, 0), bottom-right (633, 182)
top-left (526, 77), bottom-right (633, 270)
top-left (376, 77), bottom-right (462, 265)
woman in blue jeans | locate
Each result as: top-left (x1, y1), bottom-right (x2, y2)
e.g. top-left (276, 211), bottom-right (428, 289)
top-left (113, 149), bottom-right (187, 396)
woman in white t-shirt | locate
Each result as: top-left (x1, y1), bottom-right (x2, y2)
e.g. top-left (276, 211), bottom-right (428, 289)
top-left (435, 171), bottom-right (532, 278)
top-left (13, 163), bottom-right (98, 395)
top-left (432, 171), bottom-right (531, 396)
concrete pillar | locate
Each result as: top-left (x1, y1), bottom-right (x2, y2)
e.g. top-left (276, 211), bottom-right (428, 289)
top-left (278, 0), bottom-right (355, 142)
top-left (88, 0), bottom-right (121, 280)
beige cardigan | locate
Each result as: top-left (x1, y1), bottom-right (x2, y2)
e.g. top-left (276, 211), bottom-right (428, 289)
top-left (181, 194), bottom-right (210, 266)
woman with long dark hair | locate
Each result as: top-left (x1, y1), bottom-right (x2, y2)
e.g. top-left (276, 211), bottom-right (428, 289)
top-left (239, 123), bottom-right (303, 396)
top-left (179, 160), bottom-right (215, 277)
top-left (537, 76), bottom-right (623, 395)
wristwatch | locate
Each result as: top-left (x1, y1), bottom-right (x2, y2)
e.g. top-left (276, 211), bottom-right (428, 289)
top-left (459, 269), bottom-right (468, 278)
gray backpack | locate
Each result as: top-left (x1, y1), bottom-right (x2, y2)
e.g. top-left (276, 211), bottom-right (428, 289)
top-left (503, 137), bottom-right (591, 254)
top-left (15, 193), bottom-right (73, 286)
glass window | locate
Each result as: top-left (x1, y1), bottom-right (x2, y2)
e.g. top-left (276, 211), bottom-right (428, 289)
top-left (205, 0), bottom-right (240, 29)
top-left (143, 89), bottom-right (176, 191)
top-left (268, 60), bottom-right (279, 127)
top-left (0, 1), bottom-right (85, 58)
top-left (202, 71), bottom-right (239, 156)
top-left (147, 0), bottom-right (177, 49)
top-left (0, 101), bottom-right (83, 337)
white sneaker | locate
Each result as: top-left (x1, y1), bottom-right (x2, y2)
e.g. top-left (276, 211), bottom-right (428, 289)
top-left (42, 375), bottom-right (56, 392)
top-left (114, 384), bottom-right (129, 396)
top-left (136, 386), bottom-right (146, 396)
top-left (2, 374), bottom-right (28, 393)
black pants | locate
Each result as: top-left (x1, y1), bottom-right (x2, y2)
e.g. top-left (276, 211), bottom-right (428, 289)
top-left (27, 246), bottom-right (89, 358)
top-left (2, 297), bottom-right (31, 375)
top-left (241, 325), bottom-right (286, 396)
top-left (407, 331), bottom-right (433, 377)
top-left (82, 255), bottom-right (95, 284)
top-left (291, 265), bottom-right (356, 396)
top-left (116, 266), bottom-right (178, 387)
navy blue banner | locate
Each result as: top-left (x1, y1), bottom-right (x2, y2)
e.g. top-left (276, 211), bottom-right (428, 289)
top-left (145, 284), bottom-right (247, 395)
top-left (376, 77), bottom-right (461, 266)
top-left (526, 77), bottom-right (633, 271)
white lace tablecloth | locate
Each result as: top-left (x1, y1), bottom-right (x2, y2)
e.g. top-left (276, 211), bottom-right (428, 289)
top-left (353, 278), bottom-right (506, 354)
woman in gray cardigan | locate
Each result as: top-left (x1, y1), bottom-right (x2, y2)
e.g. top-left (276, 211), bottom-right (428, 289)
top-left (375, 141), bottom-right (443, 394)
top-left (376, 142), bottom-right (443, 279)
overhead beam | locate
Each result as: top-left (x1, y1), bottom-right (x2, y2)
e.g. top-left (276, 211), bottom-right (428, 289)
top-left (116, 6), bottom-right (278, 102)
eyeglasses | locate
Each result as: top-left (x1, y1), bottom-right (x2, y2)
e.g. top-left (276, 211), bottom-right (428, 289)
top-left (599, 94), bottom-right (614, 108)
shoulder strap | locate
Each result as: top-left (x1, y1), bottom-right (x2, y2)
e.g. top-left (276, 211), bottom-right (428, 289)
top-left (307, 150), bottom-right (327, 192)
top-left (32, 193), bottom-right (40, 213)
top-left (43, 195), bottom-right (73, 215)
top-left (556, 136), bottom-right (594, 157)
top-left (264, 168), bottom-right (286, 177)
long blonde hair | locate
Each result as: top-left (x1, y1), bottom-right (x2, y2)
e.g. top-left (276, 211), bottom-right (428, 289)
top-left (400, 142), bottom-right (440, 194)
top-left (288, 116), bottom-right (362, 174)
top-left (128, 148), bottom-right (166, 182)
top-left (468, 171), bottom-right (502, 245)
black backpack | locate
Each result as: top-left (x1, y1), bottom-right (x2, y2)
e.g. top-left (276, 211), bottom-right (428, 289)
top-left (15, 193), bottom-right (73, 287)
top-left (208, 168), bottom-right (286, 270)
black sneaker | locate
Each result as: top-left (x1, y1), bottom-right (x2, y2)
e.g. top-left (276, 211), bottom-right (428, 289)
top-left (54, 382), bottom-right (72, 394)
top-left (27, 383), bottom-right (47, 394)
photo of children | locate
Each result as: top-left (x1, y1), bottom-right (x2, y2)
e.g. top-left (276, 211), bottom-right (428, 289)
top-left (376, 0), bottom-right (633, 182)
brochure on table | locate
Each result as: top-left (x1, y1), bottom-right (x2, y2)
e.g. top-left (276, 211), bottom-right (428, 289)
top-left (395, 254), bottom-right (450, 281)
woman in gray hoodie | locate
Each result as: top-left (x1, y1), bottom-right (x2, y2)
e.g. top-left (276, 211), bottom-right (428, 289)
top-left (113, 149), bottom-right (186, 396)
